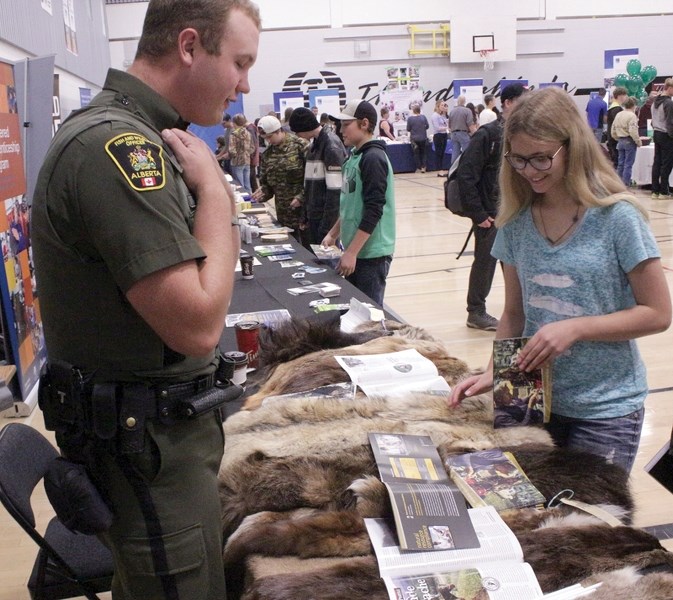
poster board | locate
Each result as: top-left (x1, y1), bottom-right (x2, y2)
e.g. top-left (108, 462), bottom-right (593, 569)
top-left (0, 61), bottom-right (47, 401)
top-left (453, 79), bottom-right (484, 106)
top-left (308, 89), bottom-right (340, 117)
top-left (273, 91), bottom-right (304, 115)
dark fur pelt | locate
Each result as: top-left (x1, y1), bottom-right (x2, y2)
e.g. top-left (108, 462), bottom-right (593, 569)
top-left (583, 567), bottom-right (673, 600)
top-left (519, 524), bottom-right (673, 592)
top-left (256, 315), bottom-right (391, 375)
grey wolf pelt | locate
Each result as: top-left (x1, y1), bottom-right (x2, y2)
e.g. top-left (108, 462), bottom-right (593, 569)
top-left (582, 567), bottom-right (673, 600)
top-left (242, 335), bottom-right (470, 409)
top-left (224, 393), bottom-right (553, 468)
top-left (240, 556), bottom-right (387, 600)
top-left (255, 316), bottom-right (391, 374)
top-left (223, 509), bottom-right (371, 566)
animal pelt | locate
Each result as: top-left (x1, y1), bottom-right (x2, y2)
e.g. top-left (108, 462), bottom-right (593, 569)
top-left (240, 556), bottom-right (387, 600)
top-left (224, 392), bottom-right (553, 469)
top-left (518, 524), bottom-right (673, 592)
top-left (255, 315), bottom-right (392, 375)
top-left (242, 335), bottom-right (470, 409)
top-left (581, 567), bottom-right (673, 600)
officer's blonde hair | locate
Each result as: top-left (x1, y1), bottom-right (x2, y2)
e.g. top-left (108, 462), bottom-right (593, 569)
top-left (136, 0), bottom-right (261, 59)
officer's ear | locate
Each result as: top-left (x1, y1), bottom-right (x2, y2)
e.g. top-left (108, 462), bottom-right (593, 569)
top-left (177, 28), bottom-right (198, 65)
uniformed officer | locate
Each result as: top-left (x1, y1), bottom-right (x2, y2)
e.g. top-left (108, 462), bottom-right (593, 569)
top-left (252, 115), bottom-right (308, 241)
top-left (31, 1), bottom-right (261, 598)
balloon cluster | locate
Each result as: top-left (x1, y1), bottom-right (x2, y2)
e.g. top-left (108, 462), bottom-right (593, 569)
top-left (614, 60), bottom-right (657, 106)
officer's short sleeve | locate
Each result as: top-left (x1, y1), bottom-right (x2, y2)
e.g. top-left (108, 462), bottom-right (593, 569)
top-left (73, 127), bottom-right (205, 292)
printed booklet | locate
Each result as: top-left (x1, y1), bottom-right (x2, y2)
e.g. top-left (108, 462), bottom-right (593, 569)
top-left (492, 338), bottom-right (552, 429)
top-left (335, 348), bottom-right (450, 398)
top-left (445, 449), bottom-right (546, 511)
top-left (368, 433), bottom-right (478, 552)
top-left (366, 506), bottom-right (543, 599)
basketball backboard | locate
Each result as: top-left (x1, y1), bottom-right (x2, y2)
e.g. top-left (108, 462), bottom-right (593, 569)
top-left (450, 15), bottom-right (516, 63)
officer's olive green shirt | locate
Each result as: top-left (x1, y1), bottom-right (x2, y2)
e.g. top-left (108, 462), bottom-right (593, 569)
top-left (32, 69), bottom-right (217, 382)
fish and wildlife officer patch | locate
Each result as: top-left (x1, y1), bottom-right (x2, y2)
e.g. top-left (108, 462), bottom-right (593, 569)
top-left (105, 132), bottom-right (166, 191)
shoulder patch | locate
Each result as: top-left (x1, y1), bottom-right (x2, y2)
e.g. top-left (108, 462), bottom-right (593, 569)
top-left (105, 133), bottom-right (166, 192)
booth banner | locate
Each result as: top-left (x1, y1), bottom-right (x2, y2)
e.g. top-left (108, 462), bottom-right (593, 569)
top-left (379, 87), bottom-right (425, 139)
top-left (0, 61), bottom-right (47, 401)
top-left (63, 0), bottom-right (78, 56)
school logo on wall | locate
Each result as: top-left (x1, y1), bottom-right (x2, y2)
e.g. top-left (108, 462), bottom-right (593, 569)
top-left (282, 71), bottom-right (347, 107)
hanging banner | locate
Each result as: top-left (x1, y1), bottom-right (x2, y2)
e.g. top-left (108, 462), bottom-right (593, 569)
top-left (0, 61), bottom-right (47, 401)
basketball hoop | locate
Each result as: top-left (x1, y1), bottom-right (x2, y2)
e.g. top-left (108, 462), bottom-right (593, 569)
top-left (479, 49), bottom-right (497, 71)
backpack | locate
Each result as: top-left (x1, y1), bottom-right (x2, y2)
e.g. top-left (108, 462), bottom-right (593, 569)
top-left (443, 153), bottom-right (466, 216)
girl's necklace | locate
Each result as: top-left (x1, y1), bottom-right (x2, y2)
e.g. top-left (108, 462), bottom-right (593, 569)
top-left (537, 203), bottom-right (581, 245)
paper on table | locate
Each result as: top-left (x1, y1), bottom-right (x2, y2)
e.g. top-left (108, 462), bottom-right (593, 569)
top-left (340, 298), bottom-right (385, 333)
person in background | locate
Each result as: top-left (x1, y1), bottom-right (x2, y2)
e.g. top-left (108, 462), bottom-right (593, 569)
top-left (606, 86), bottom-right (628, 168)
top-left (246, 116), bottom-right (260, 191)
top-left (321, 111), bottom-right (336, 134)
top-left (215, 112), bottom-right (233, 174)
top-left (586, 87), bottom-right (608, 143)
top-left (379, 106), bottom-right (395, 140)
top-left (651, 78), bottom-right (673, 199)
top-left (637, 90), bottom-right (656, 137)
top-left (450, 87), bottom-right (671, 474)
top-left (457, 83), bottom-right (527, 332)
top-left (281, 106), bottom-right (294, 132)
top-left (228, 113), bottom-right (254, 194)
top-left (479, 94), bottom-right (498, 126)
top-left (311, 105), bottom-right (319, 116)
top-left (431, 99), bottom-right (449, 176)
top-left (253, 115), bottom-right (307, 242)
top-left (611, 96), bottom-right (641, 187)
top-left (322, 100), bottom-right (396, 307)
top-left (448, 95), bottom-right (476, 165)
top-left (31, 0), bottom-right (261, 597)
top-left (289, 107), bottom-right (348, 247)
top-left (406, 104), bottom-right (429, 173)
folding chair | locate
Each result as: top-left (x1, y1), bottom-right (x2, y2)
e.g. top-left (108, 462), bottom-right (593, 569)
top-left (0, 423), bottom-right (113, 600)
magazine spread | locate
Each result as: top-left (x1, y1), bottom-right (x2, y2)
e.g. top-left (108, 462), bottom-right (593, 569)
top-left (366, 506), bottom-right (542, 599)
top-left (492, 338), bottom-right (552, 429)
top-left (445, 449), bottom-right (546, 511)
top-left (335, 349), bottom-right (450, 398)
top-left (383, 563), bottom-right (543, 600)
top-left (369, 433), bottom-right (478, 551)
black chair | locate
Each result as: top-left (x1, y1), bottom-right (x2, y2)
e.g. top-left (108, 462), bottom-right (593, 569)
top-left (0, 423), bottom-right (113, 600)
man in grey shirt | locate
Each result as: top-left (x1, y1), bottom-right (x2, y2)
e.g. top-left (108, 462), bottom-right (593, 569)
top-left (448, 95), bottom-right (475, 165)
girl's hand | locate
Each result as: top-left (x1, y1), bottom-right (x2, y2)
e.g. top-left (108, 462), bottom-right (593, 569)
top-left (517, 320), bottom-right (579, 371)
top-left (448, 371), bottom-right (493, 407)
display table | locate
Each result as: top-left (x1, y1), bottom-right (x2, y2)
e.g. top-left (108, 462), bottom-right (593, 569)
top-left (632, 144), bottom-right (673, 186)
top-left (384, 140), bottom-right (452, 173)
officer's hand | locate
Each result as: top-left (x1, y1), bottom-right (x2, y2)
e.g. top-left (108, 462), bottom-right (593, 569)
top-left (161, 129), bottom-right (220, 193)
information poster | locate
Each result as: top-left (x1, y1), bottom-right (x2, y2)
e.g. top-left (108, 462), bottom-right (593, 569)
top-left (0, 61), bottom-right (47, 401)
top-left (380, 66), bottom-right (424, 139)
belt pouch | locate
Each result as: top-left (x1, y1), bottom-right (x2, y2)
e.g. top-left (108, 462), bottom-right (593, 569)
top-left (91, 383), bottom-right (118, 440)
top-left (118, 384), bottom-right (150, 454)
top-left (177, 384), bottom-right (244, 419)
top-left (39, 360), bottom-right (82, 431)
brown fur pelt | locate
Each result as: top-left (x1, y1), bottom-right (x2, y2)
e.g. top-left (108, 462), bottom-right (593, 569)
top-left (241, 556), bottom-right (387, 600)
top-left (242, 335), bottom-right (470, 409)
top-left (255, 315), bottom-right (392, 375)
top-left (519, 523), bottom-right (673, 592)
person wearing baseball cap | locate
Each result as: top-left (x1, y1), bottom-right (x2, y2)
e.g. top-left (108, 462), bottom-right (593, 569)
top-left (252, 114), bottom-right (308, 240)
top-left (289, 107), bottom-right (348, 247)
top-left (321, 99), bottom-right (396, 306)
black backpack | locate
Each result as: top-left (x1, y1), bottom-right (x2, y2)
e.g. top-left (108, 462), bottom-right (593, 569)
top-left (443, 153), bottom-right (466, 217)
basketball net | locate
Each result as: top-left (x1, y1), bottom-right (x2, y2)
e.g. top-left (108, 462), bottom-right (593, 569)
top-left (480, 49), bottom-right (497, 71)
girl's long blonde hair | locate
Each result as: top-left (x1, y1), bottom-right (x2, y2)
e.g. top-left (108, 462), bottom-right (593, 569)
top-left (496, 87), bottom-right (647, 227)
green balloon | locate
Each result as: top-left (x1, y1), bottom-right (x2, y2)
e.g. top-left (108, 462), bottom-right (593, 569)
top-left (636, 89), bottom-right (648, 106)
top-left (641, 65), bottom-right (657, 85)
top-left (626, 59), bottom-right (642, 77)
top-left (626, 75), bottom-right (641, 94)
top-left (614, 73), bottom-right (629, 87)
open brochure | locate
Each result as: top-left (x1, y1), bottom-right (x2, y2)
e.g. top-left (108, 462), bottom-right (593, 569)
top-left (369, 433), bottom-right (477, 552)
top-left (445, 449), bottom-right (546, 511)
top-left (492, 338), bottom-right (552, 429)
top-left (224, 309), bottom-right (291, 328)
top-left (253, 243), bottom-right (296, 257)
top-left (366, 506), bottom-right (543, 600)
top-left (335, 348), bottom-right (450, 398)
top-left (340, 297), bottom-right (385, 333)
top-left (310, 244), bottom-right (343, 260)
